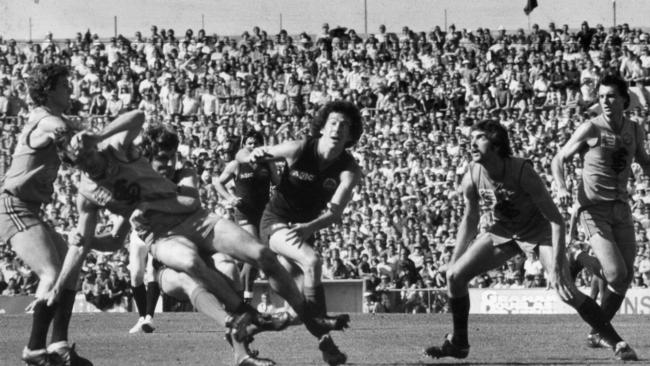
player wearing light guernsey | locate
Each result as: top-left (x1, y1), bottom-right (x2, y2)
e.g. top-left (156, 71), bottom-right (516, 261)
top-left (253, 101), bottom-right (364, 366)
top-left (0, 64), bottom-right (91, 366)
top-left (425, 120), bottom-right (636, 361)
top-left (553, 74), bottom-right (650, 351)
top-left (127, 125), bottom-right (197, 334)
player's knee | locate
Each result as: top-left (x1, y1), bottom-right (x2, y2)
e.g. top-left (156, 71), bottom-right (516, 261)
top-left (303, 254), bottom-right (321, 272)
top-left (176, 254), bottom-right (204, 276)
top-left (256, 247), bottom-right (280, 272)
top-left (603, 267), bottom-right (628, 289)
top-left (129, 269), bottom-right (145, 286)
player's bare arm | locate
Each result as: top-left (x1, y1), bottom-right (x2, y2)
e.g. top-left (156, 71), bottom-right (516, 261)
top-left (520, 162), bottom-right (573, 301)
top-left (28, 115), bottom-right (72, 149)
top-left (98, 110), bottom-right (145, 154)
top-left (288, 164), bottom-right (362, 244)
top-left (250, 140), bottom-right (304, 166)
top-left (451, 171), bottom-right (479, 263)
top-left (176, 167), bottom-right (200, 198)
top-left (214, 160), bottom-right (240, 205)
top-left (552, 121), bottom-right (596, 204)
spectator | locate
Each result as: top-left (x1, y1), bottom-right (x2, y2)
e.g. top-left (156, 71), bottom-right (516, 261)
top-left (256, 292), bottom-right (276, 314)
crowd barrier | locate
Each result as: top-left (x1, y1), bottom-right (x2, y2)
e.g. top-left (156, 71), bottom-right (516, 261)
top-left (468, 288), bottom-right (650, 314)
top-left (1, 285), bottom-right (649, 315)
top-left (0, 294), bottom-right (129, 314)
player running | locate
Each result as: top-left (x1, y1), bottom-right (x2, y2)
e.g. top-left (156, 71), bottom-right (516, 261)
top-left (424, 120), bottom-right (637, 361)
top-left (0, 64), bottom-right (89, 366)
top-left (552, 74), bottom-right (650, 350)
top-left (252, 101), bottom-right (364, 366)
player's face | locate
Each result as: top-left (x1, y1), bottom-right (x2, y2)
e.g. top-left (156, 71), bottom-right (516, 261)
top-left (78, 148), bottom-right (107, 179)
top-left (321, 112), bottom-right (352, 149)
top-left (244, 137), bottom-right (259, 152)
top-left (151, 149), bottom-right (177, 180)
top-left (470, 130), bottom-right (495, 162)
top-left (48, 75), bottom-right (72, 111)
top-left (598, 84), bottom-right (626, 122)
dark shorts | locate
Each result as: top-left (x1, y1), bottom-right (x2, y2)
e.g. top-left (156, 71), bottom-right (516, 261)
top-left (233, 207), bottom-right (263, 228)
top-left (259, 209), bottom-right (290, 245)
top-left (0, 192), bottom-right (46, 244)
top-left (579, 201), bottom-right (634, 244)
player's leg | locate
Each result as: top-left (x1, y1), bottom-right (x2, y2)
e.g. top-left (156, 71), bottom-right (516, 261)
top-left (213, 253), bottom-right (244, 294)
top-left (43, 227), bottom-right (93, 366)
top-left (10, 224), bottom-right (65, 365)
top-left (151, 235), bottom-right (244, 312)
top-left (239, 222), bottom-right (260, 303)
top-left (538, 244), bottom-right (637, 360)
top-left (158, 268), bottom-right (275, 366)
top-left (425, 233), bottom-right (520, 359)
top-left (205, 218), bottom-right (345, 364)
top-left (269, 229), bottom-right (328, 317)
top-left (605, 204), bottom-right (637, 322)
top-left (128, 234), bottom-right (148, 333)
top-left (142, 253), bottom-right (160, 333)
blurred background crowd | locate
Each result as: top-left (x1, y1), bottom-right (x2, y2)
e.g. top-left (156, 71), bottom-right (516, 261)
top-left (2, 20), bottom-right (650, 313)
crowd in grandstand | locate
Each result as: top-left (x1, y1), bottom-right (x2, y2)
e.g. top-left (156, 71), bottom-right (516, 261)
top-left (1, 20), bottom-right (650, 313)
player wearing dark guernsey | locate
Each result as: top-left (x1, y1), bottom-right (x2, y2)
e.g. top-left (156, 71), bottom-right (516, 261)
top-left (425, 120), bottom-right (636, 361)
top-left (0, 64), bottom-right (90, 366)
top-left (253, 101), bottom-right (364, 366)
top-left (553, 74), bottom-right (650, 354)
top-left (215, 131), bottom-right (273, 303)
top-left (51, 111), bottom-right (347, 365)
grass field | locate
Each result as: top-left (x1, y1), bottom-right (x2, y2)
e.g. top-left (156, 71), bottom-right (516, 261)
top-left (1, 313), bottom-right (648, 366)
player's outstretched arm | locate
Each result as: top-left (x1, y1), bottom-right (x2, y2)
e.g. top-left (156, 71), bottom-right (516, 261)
top-left (551, 122), bottom-right (593, 205)
top-left (521, 162), bottom-right (573, 302)
top-left (214, 160), bottom-right (240, 205)
top-left (451, 171), bottom-right (480, 264)
top-left (250, 140), bottom-right (304, 166)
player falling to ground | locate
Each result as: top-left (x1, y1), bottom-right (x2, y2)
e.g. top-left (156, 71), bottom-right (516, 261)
top-left (424, 120), bottom-right (637, 361)
top-left (0, 64), bottom-right (90, 366)
top-left (552, 74), bottom-right (650, 350)
top-left (65, 121), bottom-right (278, 365)
top-left (125, 125), bottom-right (197, 334)
top-left (214, 130), bottom-right (277, 304)
top-left (252, 101), bottom-right (364, 366)
top-left (46, 110), bottom-right (348, 365)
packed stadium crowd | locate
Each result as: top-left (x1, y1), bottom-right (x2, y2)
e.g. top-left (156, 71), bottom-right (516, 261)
top-left (2, 20), bottom-right (650, 314)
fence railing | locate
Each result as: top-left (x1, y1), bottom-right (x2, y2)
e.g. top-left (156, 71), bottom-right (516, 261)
top-left (367, 288), bottom-right (449, 314)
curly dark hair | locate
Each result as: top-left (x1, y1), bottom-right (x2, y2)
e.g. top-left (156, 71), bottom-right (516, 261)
top-left (27, 64), bottom-right (70, 106)
top-left (310, 101), bottom-right (363, 148)
top-left (471, 119), bottom-right (512, 158)
top-left (140, 123), bottom-right (179, 160)
top-left (243, 130), bottom-right (264, 146)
